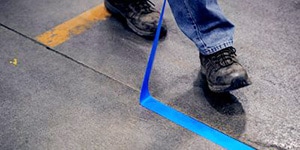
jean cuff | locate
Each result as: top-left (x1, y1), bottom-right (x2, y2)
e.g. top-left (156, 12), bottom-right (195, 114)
top-left (199, 40), bottom-right (233, 55)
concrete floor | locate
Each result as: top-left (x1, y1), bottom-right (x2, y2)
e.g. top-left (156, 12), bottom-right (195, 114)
top-left (0, 0), bottom-right (299, 149)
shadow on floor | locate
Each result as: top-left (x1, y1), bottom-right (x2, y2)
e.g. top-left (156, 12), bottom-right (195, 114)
top-left (198, 72), bottom-right (245, 116)
top-left (169, 70), bottom-right (247, 138)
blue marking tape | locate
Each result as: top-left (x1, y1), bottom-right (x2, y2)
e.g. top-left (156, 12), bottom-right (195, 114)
top-left (139, 0), bottom-right (255, 149)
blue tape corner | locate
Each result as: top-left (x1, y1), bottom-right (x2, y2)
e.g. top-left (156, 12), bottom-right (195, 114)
top-left (139, 0), bottom-right (255, 150)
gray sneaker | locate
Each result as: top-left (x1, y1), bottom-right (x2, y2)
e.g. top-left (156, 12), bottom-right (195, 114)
top-left (200, 47), bottom-right (251, 93)
top-left (104, 0), bottom-right (167, 38)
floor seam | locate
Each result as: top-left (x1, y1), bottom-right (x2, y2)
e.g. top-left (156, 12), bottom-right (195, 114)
top-left (0, 23), bottom-right (140, 93)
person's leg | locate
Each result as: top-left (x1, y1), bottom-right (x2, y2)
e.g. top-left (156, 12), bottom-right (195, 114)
top-left (168, 0), bottom-right (234, 54)
top-left (104, 0), bottom-right (167, 38)
top-left (168, 0), bottom-right (251, 92)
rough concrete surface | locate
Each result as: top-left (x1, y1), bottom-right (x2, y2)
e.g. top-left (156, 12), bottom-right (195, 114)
top-left (0, 0), bottom-right (299, 149)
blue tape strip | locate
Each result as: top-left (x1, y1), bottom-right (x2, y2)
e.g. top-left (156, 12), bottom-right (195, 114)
top-left (139, 0), bottom-right (255, 150)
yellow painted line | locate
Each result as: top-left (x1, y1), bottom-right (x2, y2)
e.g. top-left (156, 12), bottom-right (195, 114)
top-left (36, 3), bottom-right (111, 48)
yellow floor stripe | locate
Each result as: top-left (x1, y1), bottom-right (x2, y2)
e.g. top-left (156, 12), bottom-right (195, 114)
top-left (36, 3), bottom-right (111, 48)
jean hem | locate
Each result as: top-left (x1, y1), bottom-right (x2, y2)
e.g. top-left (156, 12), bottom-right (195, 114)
top-left (199, 40), bottom-right (234, 55)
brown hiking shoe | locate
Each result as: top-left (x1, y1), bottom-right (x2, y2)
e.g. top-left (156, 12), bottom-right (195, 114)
top-left (104, 0), bottom-right (167, 38)
top-left (200, 47), bottom-right (251, 93)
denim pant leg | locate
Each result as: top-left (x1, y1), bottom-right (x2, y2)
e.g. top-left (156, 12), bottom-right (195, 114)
top-left (167, 0), bottom-right (235, 55)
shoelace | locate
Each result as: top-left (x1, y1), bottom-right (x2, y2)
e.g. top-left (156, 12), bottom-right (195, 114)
top-left (211, 47), bottom-right (237, 67)
top-left (128, 0), bottom-right (156, 16)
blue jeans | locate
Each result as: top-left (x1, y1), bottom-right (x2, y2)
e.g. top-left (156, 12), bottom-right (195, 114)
top-left (168, 0), bottom-right (235, 55)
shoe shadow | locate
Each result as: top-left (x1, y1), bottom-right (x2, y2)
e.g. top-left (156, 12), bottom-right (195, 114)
top-left (167, 70), bottom-right (247, 138)
top-left (196, 72), bottom-right (245, 116)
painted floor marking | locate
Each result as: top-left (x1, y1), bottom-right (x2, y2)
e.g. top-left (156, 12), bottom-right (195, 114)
top-left (36, 3), bottom-right (110, 48)
top-left (140, 0), bottom-right (255, 149)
